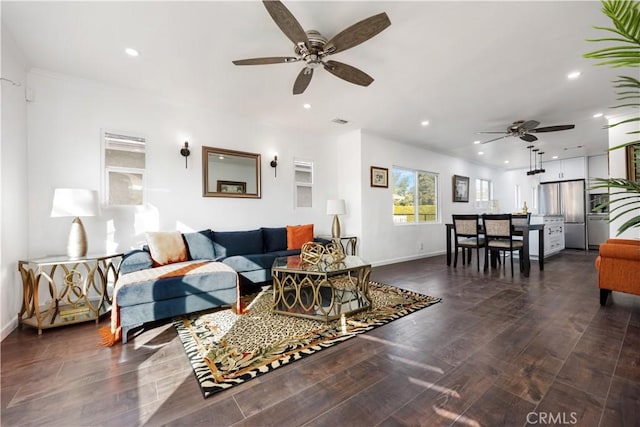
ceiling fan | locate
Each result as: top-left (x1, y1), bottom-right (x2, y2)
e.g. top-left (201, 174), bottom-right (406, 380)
top-left (232, 0), bottom-right (391, 95)
top-left (478, 120), bottom-right (575, 144)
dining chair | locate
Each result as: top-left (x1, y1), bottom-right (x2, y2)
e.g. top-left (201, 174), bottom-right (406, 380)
top-left (511, 212), bottom-right (531, 243)
top-left (482, 214), bottom-right (524, 277)
top-left (452, 214), bottom-right (484, 271)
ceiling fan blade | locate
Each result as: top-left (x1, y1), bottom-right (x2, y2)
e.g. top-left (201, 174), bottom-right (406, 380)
top-left (233, 57), bottom-right (300, 66)
top-left (481, 135), bottom-right (511, 144)
top-left (293, 67), bottom-right (313, 95)
top-left (519, 120), bottom-right (540, 132)
top-left (324, 12), bottom-right (391, 55)
top-left (520, 134), bottom-right (538, 142)
top-left (262, 1), bottom-right (309, 47)
top-left (529, 124), bottom-right (576, 133)
top-left (323, 60), bottom-right (374, 86)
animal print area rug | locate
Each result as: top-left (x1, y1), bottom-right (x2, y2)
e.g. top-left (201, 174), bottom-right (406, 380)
top-left (173, 280), bottom-right (441, 398)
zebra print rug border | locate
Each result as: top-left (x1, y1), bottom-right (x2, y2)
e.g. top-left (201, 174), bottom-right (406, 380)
top-left (173, 281), bottom-right (441, 398)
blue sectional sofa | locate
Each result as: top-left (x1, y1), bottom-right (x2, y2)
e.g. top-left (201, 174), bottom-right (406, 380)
top-left (115, 226), bottom-right (322, 343)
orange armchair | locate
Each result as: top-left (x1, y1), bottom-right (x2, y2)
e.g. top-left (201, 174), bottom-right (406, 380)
top-left (595, 238), bottom-right (640, 305)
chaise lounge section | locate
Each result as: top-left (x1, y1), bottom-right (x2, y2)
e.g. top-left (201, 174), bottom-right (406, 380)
top-left (111, 224), bottom-right (320, 343)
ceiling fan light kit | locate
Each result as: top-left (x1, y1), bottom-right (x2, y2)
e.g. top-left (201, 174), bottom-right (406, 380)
top-left (232, 0), bottom-right (391, 95)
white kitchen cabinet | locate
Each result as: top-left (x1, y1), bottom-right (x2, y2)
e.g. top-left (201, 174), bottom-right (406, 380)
top-left (540, 157), bottom-right (586, 181)
top-left (530, 215), bottom-right (565, 258)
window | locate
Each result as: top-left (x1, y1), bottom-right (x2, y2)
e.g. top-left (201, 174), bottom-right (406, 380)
top-left (514, 184), bottom-right (521, 210)
top-left (102, 131), bottom-right (146, 206)
top-left (294, 159), bottom-right (313, 208)
top-left (475, 178), bottom-right (492, 202)
top-left (392, 167), bottom-right (438, 224)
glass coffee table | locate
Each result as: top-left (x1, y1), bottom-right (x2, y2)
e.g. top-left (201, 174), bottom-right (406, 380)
top-left (271, 255), bottom-right (372, 322)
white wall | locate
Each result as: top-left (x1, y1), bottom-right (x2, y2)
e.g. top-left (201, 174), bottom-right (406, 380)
top-left (25, 69), bottom-right (339, 257)
top-left (359, 131), bottom-right (499, 265)
top-left (608, 115), bottom-right (640, 239)
top-left (1, 23), bottom-right (29, 340)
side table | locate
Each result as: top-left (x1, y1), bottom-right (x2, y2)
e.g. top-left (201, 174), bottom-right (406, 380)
top-left (17, 253), bottom-right (123, 334)
top-left (319, 235), bottom-right (358, 256)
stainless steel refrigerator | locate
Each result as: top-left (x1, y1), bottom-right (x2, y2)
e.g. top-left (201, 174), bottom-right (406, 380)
top-left (538, 179), bottom-right (587, 250)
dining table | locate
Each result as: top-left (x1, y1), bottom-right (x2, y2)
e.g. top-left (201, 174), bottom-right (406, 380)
top-left (445, 222), bottom-right (545, 277)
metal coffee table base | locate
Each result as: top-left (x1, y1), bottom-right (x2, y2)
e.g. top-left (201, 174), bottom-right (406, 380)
top-left (272, 266), bottom-right (372, 322)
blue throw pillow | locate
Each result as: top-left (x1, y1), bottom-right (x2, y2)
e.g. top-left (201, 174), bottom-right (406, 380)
top-left (261, 227), bottom-right (287, 252)
top-left (183, 229), bottom-right (216, 260)
top-left (212, 229), bottom-right (264, 257)
top-left (120, 249), bottom-right (153, 275)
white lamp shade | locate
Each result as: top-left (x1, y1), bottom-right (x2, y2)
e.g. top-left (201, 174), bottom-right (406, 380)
top-left (50, 188), bottom-right (100, 218)
top-left (326, 199), bottom-right (346, 215)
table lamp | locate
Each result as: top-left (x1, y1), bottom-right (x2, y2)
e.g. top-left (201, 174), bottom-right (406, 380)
top-left (50, 188), bottom-right (100, 258)
top-left (326, 199), bottom-right (346, 238)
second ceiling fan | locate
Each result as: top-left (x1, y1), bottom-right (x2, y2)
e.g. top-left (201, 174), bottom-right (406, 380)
top-left (478, 120), bottom-right (575, 144)
top-left (232, 0), bottom-right (391, 95)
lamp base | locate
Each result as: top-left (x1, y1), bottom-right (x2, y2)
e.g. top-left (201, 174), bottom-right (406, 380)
top-left (331, 215), bottom-right (341, 239)
top-left (67, 217), bottom-right (88, 258)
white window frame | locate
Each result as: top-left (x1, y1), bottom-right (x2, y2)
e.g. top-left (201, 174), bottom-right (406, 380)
top-left (392, 166), bottom-right (439, 224)
top-left (294, 159), bottom-right (313, 208)
top-left (101, 130), bottom-right (146, 206)
top-left (475, 178), bottom-right (493, 203)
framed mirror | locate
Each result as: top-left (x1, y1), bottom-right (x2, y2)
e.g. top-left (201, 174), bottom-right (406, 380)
top-left (202, 146), bottom-right (261, 198)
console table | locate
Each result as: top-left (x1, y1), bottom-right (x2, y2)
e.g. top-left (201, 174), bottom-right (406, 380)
top-left (319, 235), bottom-right (358, 255)
top-left (17, 253), bottom-right (123, 334)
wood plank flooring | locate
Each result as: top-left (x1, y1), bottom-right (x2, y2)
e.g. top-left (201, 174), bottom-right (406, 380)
top-left (2, 249), bottom-right (639, 426)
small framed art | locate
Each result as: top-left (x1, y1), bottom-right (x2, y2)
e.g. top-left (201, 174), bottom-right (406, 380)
top-left (452, 175), bottom-right (469, 203)
top-left (371, 166), bottom-right (389, 188)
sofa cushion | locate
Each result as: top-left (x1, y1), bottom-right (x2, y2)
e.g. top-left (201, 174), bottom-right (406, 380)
top-left (222, 254), bottom-right (276, 273)
top-left (212, 229), bottom-right (264, 257)
top-left (116, 260), bottom-right (237, 307)
top-left (262, 227), bottom-right (288, 252)
top-left (287, 224), bottom-right (314, 250)
top-left (146, 231), bottom-right (188, 266)
top-left (183, 229), bottom-right (216, 260)
top-left (120, 249), bottom-right (153, 275)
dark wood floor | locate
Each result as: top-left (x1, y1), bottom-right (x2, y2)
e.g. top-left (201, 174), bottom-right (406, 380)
top-left (2, 249), bottom-right (639, 426)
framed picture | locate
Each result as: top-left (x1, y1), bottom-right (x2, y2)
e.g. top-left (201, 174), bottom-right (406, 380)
top-left (626, 144), bottom-right (640, 182)
top-left (452, 175), bottom-right (469, 203)
top-left (217, 180), bottom-right (246, 194)
top-left (370, 166), bottom-right (388, 188)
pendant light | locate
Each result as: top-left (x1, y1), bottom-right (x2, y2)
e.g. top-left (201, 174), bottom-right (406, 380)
top-left (526, 145), bottom-right (536, 175)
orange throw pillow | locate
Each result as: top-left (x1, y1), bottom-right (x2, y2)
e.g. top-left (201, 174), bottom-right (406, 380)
top-left (286, 224), bottom-right (314, 250)
top-left (146, 231), bottom-right (188, 266)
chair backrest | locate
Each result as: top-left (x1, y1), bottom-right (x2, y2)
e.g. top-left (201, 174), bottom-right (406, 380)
top-left (482, 214), bottom-right (513, 238)
top-left (452, 214), bottom-right (480, 238)
top-left (511, 213), bottom-right (531, 227)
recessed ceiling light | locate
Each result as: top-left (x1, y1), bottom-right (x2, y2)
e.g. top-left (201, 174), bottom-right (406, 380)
top-left (567, 71), bottom-right (581, 79)
top-left (125, 48), bottom-right (139, 57)
top-left (303, 103), bottom-right (311, 109)
top-left (504, 160), bottom-right (510, 164)
top-left (478, 151), bottom-right (484, 155)
top-left (593, 112), bottom-right (603, 118)
top-left (420, 120), bottom-right (430, 126)
top-left (473, 140), bottom-right (481, 145)
top-left (552, 155), bottom-right (558, 159)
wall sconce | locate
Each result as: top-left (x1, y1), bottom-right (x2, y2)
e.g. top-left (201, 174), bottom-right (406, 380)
top-left (180, 141), bottom-right (190, 168)
top-left (270, 155), bottom-right (278, 177)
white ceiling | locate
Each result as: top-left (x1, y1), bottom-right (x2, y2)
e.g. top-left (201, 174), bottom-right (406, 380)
top-left (2, 1), bottom-right (623, 169)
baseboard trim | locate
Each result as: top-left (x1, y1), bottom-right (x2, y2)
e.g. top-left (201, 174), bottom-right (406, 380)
top-left (371, 250), bottom-right (444, 268)
top-left (1, 318), bottom-right (19, 342)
